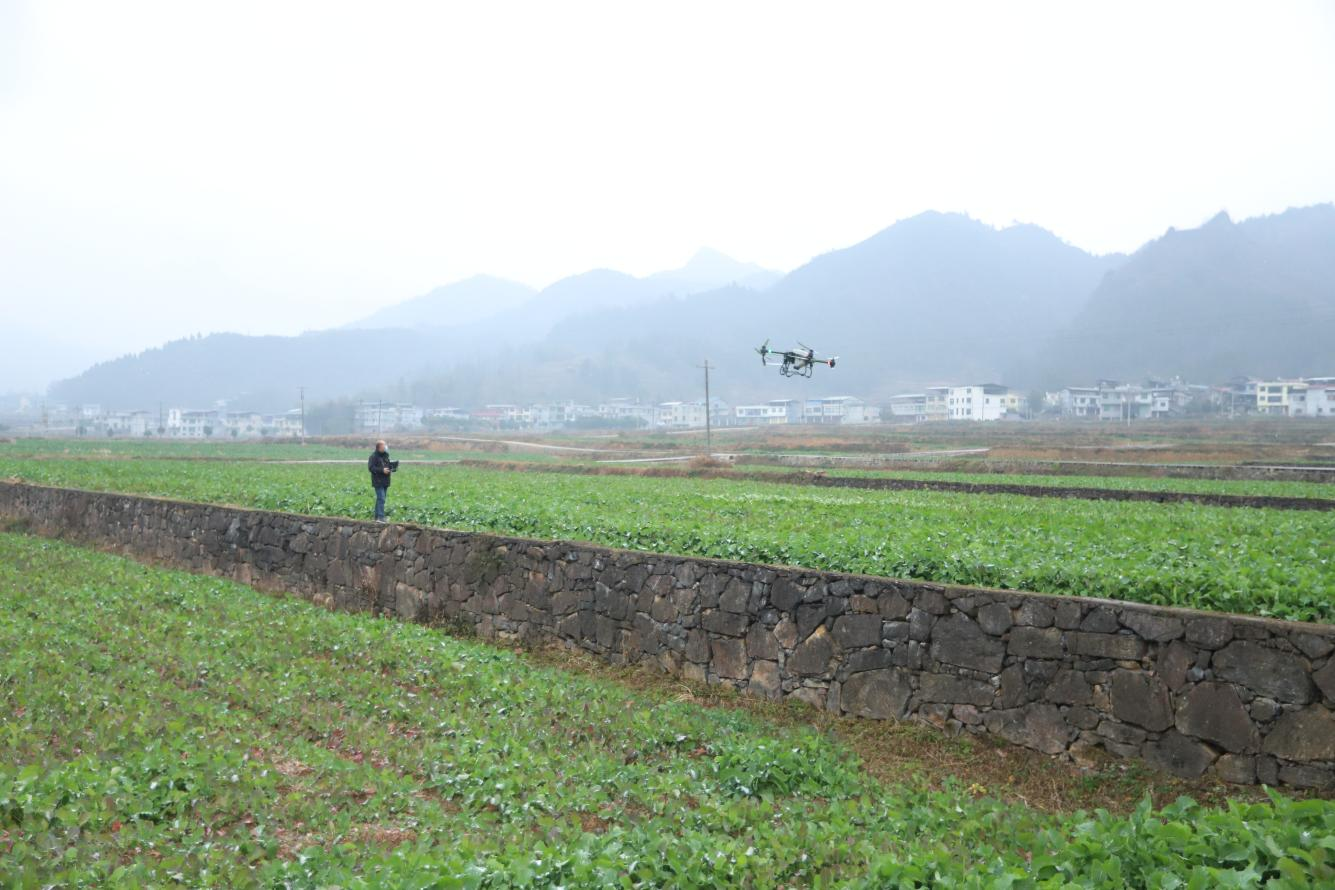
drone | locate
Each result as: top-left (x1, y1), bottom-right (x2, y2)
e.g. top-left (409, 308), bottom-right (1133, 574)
top-left (756, 339), bottom-right (838, 378)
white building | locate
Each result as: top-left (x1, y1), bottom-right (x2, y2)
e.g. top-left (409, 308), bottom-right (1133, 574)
top-left (656, 401), bottom-right (707, 428)
top-left (598, 398), bottom-right (656, 428)
top-left (735, 399), bottom-right (798, 425)
top-left (355, 402), bottom-right (424, 433)
top-left (947, 384), bottom-right (1015, 421)
top-left (888, 393), bottom-right (928, 422)
top-left (805, 396), bottom-right (870, 424)
top-left (1060, 386), bottom-right (1100, 418)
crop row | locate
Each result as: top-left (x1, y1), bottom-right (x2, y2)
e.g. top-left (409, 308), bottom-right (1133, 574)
top-left (3, 458), bottom-right (1333, 623)
top-left (2, 533), bottom-right (1332, 887)
top-left (793, 466), bottom-right (1335, 500)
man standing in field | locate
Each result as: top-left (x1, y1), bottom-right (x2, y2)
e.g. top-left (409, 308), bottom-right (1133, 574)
top-left (368, 439), bottom-right (393, 521)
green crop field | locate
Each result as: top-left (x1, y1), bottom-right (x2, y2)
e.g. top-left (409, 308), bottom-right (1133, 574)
top-left (2, 533), bottom-right (1332, 888)
top-left (0, 438), bottom-right (558, 464)
top-left (3, 457), bottom-right (1333, 623)
top-left (746, 466), bottom-right (1335, 500)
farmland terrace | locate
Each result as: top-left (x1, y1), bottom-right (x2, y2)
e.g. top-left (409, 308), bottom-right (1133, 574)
top-left (4, 531), bottom-right (1333, 887)
top-left (1, 456), bottom-right (1330, 622)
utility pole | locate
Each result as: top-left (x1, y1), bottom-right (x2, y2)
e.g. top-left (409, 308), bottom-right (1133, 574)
top-left (158, 401), bottom-right (164, 436)
top-left (697, 360), bottom-right (714, 456)
top-left (299, 386), bottom-right (306, 445)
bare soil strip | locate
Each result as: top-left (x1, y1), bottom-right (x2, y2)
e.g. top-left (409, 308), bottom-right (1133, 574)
top-left (458, 460), bottom-right (1335, 511)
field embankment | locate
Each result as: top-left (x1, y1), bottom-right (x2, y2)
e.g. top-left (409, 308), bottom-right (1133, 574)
top-left (5, 532), bottom-right (1332, 886)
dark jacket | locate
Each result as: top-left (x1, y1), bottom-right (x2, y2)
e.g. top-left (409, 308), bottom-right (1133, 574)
top-left (369, 450), bottom-right (392, 489)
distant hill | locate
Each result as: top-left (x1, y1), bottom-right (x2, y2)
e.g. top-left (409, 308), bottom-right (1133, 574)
top-left (347, 275), bottom-right (535, 330)
top-left (52, 207), bottom-right (1335, 413)
top-left (49, 250), bottom-right (781, 410)
top-left (406, 213), bottom-right (1123, 404)
top-left (646, 248), bottom-right (781, 293)
top-left (1024, 205), bottom-right (1335, 386)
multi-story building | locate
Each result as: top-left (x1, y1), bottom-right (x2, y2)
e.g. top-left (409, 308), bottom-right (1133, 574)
top-left (804, 396), bottom-right (870, 424)
top-left (355, 402), bottom-right (424, 433)
top-left (1255, 380), bottom-right (1307, 416)
top-left (924, 386), bottom-right (950, 421)
top-left (1295, 383), bottom-right (1335, 417)
top-left (947, 384), bottom-right (1015, 421)
top-left (656, 401), bottom-right (707, 429)
top-left (888, 393), bottom-right (928, 422)
top-left (1059, 386), bottom-right (1100, 418)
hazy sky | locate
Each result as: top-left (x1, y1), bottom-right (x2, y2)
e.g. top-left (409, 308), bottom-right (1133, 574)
top-left (3, 1), bottom-right (1334, 391)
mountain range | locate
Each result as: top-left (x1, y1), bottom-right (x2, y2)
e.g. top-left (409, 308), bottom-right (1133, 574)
top-left (48, 205), bottom-right (1335, 412)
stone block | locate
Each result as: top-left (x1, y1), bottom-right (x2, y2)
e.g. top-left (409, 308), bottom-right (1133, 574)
top-left (1016, 600), bottom-right (1054, 628)
top-left (710, 638), bottom-right (748, 680)
top-left (1184, 617), bottom-right (1233, 650)
top-left (1068, 632), bottom-right (1145, 661)
top-left (1008, 626), bottom-right (1063, 659)
top-left (908, 608), bottom-right (935, 642)
top-left (1291, 632), bottom-right (1335, 660)
top-left (685, 628), bottom-right (710, 664)
top-left (1175, 681), bottom-right (1259, 753)
top-left (1213, 641), bottom-right (1314, 704)
top-left (789, 626), bottom-right (835, 676)
top-left (1065, 706), bottom-right (1100, 730)
top-left (745, 623), bottom-right (779, 661)
top-left (1214, 754), bottom-right (1257, 785)
top-left (832, 613), bottom-right (882, 649)
top-left (998, 665), bottom-right (1026, 709)
top-left (879, 590), bottom-right (911, 619)
top-left (917, 588), bottom-right (948, 615)
top-left (1043, 669), bottom-right (1093, 706)
top-left (984, 704), bottom-right (1071, 755)
top-left (841, 668), bottom-right (912, 719)
top-left (1111, 671), bottom-right (1172, 732)
top-left (774, 615), bottom-right (798, 649)
top-left (1096, 720), bottom-right (1148, 746)
top-left (1120, 610), bottom-right (1185, 642)
top-left (920, 673), bottom-right (994, 707)
top-left (1054, 601), bottom-right (1083, 630)
top-left (1157, 640), bottom-right (1194, 692)
top-left (796, 602), bottom-right (827, 641)
top-left (976, 602), bottom-right (1013, 636)
top-left (702, 609), bottom-right (749, 637)
top-left (1250, 698), bottom-right (1280, 723)
top-left (749, 660), bottom-right (781, 698)
top-left (1262, 706), bottom-right (1335, 762)
top-left (719, 577), bottom-right (751, 613)
top-left (1276, 763), bottom-right (1335, 790)
top-left (1313, 659), bottom-right (1335, 703)
top-left (1079, 607), bottom-right (1119, 633)
top-left (953, 704), bottom-right (983, 726)
top-left (930, 614), bottom-right (1005, 673)
top-left (1142, 731), bottom-right (1216, 779)
top-left (844, 648), bottom-right (894, 675)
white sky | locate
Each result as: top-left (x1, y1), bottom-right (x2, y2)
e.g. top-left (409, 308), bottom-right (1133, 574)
top-left (2, 1), bottom-right (1334, 390)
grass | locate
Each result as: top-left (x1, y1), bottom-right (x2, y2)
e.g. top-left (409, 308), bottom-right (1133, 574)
top-left (2, 457), bottom-right (1333, 622)
top-left (2, 532), bottom-right (1331, 888)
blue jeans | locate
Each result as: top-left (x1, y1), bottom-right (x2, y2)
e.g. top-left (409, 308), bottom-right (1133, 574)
top-left (374, 486), bottom-right (387, 520)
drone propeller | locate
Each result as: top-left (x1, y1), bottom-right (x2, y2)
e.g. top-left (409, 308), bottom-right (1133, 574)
top-left (755, 339), bottom-right (770, 364)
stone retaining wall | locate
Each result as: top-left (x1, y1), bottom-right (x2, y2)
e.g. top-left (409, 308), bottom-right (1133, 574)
top-left (3, 480), bottom-right (1333, 789)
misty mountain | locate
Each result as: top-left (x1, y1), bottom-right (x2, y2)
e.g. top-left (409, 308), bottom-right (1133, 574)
top-left (347, 250), bottom-right (779, 333)
top-left (403, 213), bottom-right (1122, 405)
top-left (1024, 205), bottom-right (1335, 386)
top-left (48, 250), bottom-right (781, 410)
top-left (646, 248), bottom-right (781, 293)
top-left (347, 275), bottom-right (535, 330)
